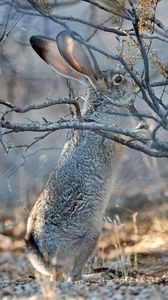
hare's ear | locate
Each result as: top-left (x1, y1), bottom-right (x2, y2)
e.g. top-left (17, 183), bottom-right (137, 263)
top-left (56, 31), bottom-right (99, 84)
top-left (30, 36), bottom-right (84, 82)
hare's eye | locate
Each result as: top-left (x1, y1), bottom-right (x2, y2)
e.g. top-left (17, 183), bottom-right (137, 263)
top-left (112, 74), bottom-right (124, 85)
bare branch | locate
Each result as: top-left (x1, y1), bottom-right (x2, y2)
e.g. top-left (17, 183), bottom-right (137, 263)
top-left (0, 97), bottom-right (82, 120)
top-left (81, 0), bottom-right (133, 20)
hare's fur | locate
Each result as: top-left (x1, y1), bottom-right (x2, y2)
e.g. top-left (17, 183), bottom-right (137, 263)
top-left (25, 32), bottom-right (134, 281)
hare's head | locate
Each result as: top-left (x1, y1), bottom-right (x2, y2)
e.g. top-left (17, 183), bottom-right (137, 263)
top-left (30, 31), bottom-right (135, 107)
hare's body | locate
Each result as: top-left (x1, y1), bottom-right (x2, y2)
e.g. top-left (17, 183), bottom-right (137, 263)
top-left (25, 32), bottom-right (134, 280)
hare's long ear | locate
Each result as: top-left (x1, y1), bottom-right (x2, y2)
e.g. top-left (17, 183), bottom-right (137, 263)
top-left (56, 31), bottom-right (99, 84)
top-left (30, 36), bottom-right (84, 82)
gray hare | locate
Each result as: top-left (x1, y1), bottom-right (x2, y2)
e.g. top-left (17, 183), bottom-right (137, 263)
top-left (25, 31), bottom-right (135, 281)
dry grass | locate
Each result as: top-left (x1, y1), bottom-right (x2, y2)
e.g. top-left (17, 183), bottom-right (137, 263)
top-left (1, 200), bottom-right (168, 278)
top-left (1, 199), bottom-right (168, 299)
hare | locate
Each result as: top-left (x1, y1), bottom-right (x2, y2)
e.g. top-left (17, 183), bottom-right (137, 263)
top-left (25, 31), bottom-right (135, 281)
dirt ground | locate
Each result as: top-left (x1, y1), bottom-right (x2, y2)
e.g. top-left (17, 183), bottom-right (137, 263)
top-left (1, 202), bottom-right (168, 300)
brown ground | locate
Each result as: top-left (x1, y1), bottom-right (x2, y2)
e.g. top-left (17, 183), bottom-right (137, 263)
top-left (1, 203), bottom-right (168, 300)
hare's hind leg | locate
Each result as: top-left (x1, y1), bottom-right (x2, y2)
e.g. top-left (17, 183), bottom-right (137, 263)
top-left (70, 231), bottom-right (100, 281)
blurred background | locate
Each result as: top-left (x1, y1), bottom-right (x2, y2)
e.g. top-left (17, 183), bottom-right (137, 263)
top-left (0, 0), bottom-right (168, 259)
